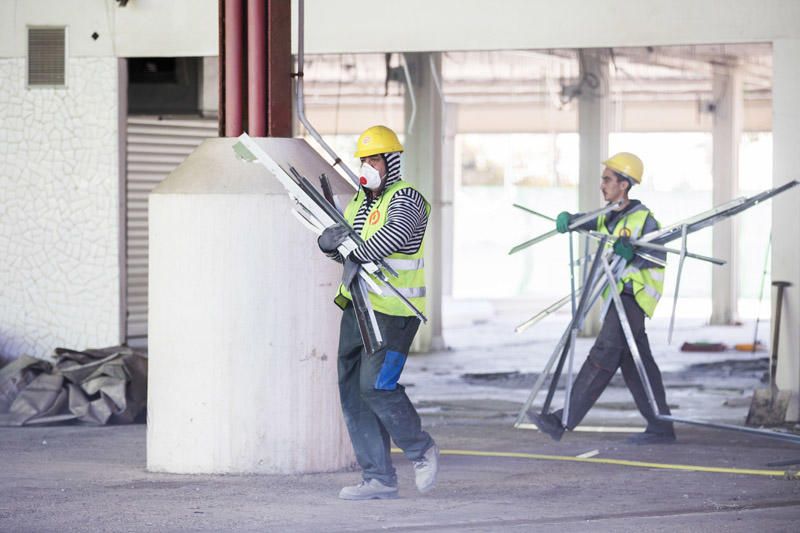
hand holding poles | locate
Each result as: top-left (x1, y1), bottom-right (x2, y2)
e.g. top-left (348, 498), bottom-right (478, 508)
top-left (612, 236), bottom-right (635, 263)
top-left (318, 223), bottom-right (350, 253)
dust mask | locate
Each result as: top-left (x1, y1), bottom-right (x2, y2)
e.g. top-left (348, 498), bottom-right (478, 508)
top-left (359, 163), bottom-right (382, 190)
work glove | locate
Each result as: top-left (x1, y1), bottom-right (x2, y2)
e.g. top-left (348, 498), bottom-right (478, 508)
top-left (318, 223), bottom-right (350, 253)
top-left (613, 236), bottom-right (635, 263)
top-left (555, 211), bottom-right (572, 233)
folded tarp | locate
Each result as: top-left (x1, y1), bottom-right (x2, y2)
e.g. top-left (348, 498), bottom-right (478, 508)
top-left (0, 346), bottom-right (147, 426)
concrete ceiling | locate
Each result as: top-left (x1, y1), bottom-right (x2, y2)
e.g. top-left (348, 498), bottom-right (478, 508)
top-left (301, 43), bottom-right (772, 107)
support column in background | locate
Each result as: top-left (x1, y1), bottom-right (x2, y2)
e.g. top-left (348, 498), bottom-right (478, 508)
top-left (710, 64), bottom-right (742, 325)
top-left (577, 49), bottom-right (610, 337)
top-left (403, 52), bottom-right (445, 353)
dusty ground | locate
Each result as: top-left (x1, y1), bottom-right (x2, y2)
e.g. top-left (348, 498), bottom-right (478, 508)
top-left (2, 420), bottom-right (799, 532)
top-left (2, 304), bottom-right (799, 532)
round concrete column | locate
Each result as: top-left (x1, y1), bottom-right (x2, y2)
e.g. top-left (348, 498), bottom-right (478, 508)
top-left (147, 138), bottom-right (354, 474)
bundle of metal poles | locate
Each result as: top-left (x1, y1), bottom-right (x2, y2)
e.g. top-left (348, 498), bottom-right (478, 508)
top-left (233, 134), bottom-right (427, 354)
top-left (511, 179), bottom-right (800, 445)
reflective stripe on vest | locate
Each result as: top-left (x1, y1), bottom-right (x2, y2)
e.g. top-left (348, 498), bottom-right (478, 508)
top-left (367, 284), bottom-right (427, 298)
top-left (334, 180), bottom-right (429, 317)
top-left (598, 205), bottom-right (665, 318)
top-left (384, 258), bottom-right (425, 271)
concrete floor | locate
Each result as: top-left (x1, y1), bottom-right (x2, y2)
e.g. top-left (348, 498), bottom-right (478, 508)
top-left (2, 412), bottom-right (800, 532)
top-left (2, 306), bottom-right (799, 532)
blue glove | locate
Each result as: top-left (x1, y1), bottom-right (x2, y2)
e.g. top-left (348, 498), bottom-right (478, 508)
top-left (613, 236), bottom-right (635, 263)
top-left (555, 211), bottom-right (572, 233)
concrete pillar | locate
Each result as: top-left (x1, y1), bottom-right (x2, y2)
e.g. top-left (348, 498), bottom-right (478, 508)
top-left (710, 64), bottom-right (742, 325)
top-left (442, 103), bottom-right (458, 297)
top-left (772, 39), bottom-right (800, 422)
top-left (147, 138), bottom-right (354, 473)
top-left (577, 49), bottom-right (610, 336)
top-left (403, 52), bottom-right (445, 352)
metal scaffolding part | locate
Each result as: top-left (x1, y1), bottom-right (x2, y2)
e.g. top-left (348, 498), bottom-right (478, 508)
top-left (667, 224), bottom-right (689, 344)
top-left (232, 134), bottom-right (428, 352)
top-left (513, 179), bottom-right (800, 445)
top-left (508, 201), bottom-right (622, 255)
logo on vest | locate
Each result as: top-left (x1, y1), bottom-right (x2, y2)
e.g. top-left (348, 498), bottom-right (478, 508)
top-left (619, 227), bottom-right (632, 238)
top-left (368, 210), bottom-right (381, 225)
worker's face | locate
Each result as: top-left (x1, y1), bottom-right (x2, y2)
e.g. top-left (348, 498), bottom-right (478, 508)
top-left (601, 168), bottom-right (629, 204)
top-left (362, 155), bottom-right (387, 177)
top-left (361, 154), bottom-right (388, 190)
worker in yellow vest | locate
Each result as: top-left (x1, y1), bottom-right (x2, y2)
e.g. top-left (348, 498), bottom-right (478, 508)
top-left (530, 152), bottom-right (676, 445)
top-left (317, 125), bottom-right (439, 499)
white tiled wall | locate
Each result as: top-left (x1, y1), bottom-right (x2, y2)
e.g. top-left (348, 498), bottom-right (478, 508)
top-left (0, 57), bottom-right (120, 359)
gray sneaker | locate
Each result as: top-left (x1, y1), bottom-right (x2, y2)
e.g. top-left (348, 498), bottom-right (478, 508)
top-left (413, 443), bottom-right (440, 494)
top-left (338, 479), bottom-right (398, 500)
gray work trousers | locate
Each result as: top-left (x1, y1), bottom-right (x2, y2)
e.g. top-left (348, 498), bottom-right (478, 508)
top-left (337, 304), bottom-right (434, 487)
top-left (556, 292), bottom-right (674, 435)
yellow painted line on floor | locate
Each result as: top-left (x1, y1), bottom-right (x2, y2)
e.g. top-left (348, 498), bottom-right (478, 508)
top-left (391, 448), bottom-right (799, 478)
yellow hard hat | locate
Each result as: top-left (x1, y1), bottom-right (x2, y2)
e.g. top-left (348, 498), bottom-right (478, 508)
top-left (603, 152), bottom-right (643, 184)
top-left (354, 125), bottom-right (404, 158)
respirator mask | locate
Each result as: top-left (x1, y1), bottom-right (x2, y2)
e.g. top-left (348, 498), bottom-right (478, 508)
top-left (359, 162), bottom-right (383, 190)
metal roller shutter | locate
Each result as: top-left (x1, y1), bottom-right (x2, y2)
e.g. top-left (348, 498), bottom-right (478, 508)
top-left (125, 116), bottom-right (217, 345)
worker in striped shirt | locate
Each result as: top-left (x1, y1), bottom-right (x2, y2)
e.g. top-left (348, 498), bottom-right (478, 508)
top-left (317, 125), bottom-right (439, 500)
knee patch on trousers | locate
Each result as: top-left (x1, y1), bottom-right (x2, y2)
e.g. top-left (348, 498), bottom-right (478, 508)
top-left (374, 351), bottom-right (407, 391)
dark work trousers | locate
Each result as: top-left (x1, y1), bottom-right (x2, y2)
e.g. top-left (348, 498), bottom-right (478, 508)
top-left (555, 292), bottom-right (674, 435)
top-left (337, 304), bottom-right (435, 487)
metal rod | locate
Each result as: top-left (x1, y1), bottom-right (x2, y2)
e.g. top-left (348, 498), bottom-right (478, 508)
top-left (752, 235), bottom-right (771, 352)
top-left (295, 0), bottom-right (360, 188)
top-left (645, 180), bottom-right (799, 247)
top-left (514, 246), bottom-right (613, 426)
top-left (514, 254), bottom-right (613, 426)
top-left (512, 203), bottom-right (555, 221)
top-left (515, 292), bottom-right (576, 333)
top-left (584, 230), bottom-right (724, 265)
top-left (400, 53), bottom-right (416, 135)
top-left (351, 275), bottom-right (384, 355)
top-left (291, 168), bottom-right (400, 278)
top-left (601, 258), bottom-right (660, 411)
top-left (659, 415), bottom-right (800, 445)
top-left (508, 201), bottom-right (622, 255)
top-left (541, 238), bottom-right (608, 415)
top-left (667, 224), bottom-right (688, 344)
top-left (562, 233), bottom-right (578, 426)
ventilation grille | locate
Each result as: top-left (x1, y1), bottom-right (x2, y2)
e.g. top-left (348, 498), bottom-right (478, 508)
top-left (28, 27), bottom-right (66, 87)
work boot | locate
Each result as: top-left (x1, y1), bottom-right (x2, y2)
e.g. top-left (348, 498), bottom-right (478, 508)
top-left (528, 411), bottom-right (565, 442)
top-left (625, 431), bottom-right (676, 445)
top-left (413, 443), bottom-right (440, 494)
top-left (338, 479), bottom-right (398, 500)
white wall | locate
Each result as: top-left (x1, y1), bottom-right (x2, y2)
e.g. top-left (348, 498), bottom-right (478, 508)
top-left (297, 0), bottom-right (800, 53)
top-left (0, 0), bottom-right (217, 59)
top-left (0, 0), bottom-right (114, 58)
top-left (4, 1), bottom-right (796, 59)
top-left (113, 0), bottom-right (217, 58)
top-left (0, 57), bottom-right (120, 359)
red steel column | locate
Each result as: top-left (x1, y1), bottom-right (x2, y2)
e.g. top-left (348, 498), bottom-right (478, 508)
top-left (247, 0), bottom-right (266, 136)
top-left (224, 0), bottom-right (244, 136)
top-left (267, 0), bottom-right (292, 137)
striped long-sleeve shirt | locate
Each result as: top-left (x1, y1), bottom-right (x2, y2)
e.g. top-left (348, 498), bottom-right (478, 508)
top-left (327, 152), bottom-right (428, 264)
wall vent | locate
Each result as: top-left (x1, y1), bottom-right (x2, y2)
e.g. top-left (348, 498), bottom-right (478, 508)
top-left (28, 27), bottom-right (66, 87)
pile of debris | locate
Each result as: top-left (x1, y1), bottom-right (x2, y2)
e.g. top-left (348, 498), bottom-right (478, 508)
top-left (0, 346), bottom-right (147, 426)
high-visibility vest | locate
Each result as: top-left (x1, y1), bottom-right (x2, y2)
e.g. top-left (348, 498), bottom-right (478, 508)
top-left (598, 205), bottom-right (665, 318)
top-left (334, 180), bottom-right (429, 317)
